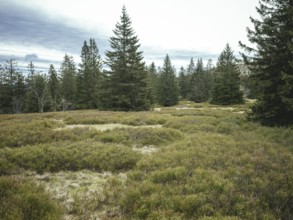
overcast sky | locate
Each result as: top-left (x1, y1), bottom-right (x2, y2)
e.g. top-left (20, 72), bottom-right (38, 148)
top-left (0, 0), bottom-right (259, 71)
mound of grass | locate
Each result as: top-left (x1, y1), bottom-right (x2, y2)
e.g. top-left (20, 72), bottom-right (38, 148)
top-left (0, 142), bottom-right (141, 174)
top-left (0, 119), bottom-right (61, 148)
top-left (0, 176), bottom-right (62, 220)
top-left (94, 127), bottom-right (183, 147)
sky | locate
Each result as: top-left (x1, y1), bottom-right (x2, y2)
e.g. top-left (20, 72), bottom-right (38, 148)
top-left (0, 0), bottom-right (260, 72)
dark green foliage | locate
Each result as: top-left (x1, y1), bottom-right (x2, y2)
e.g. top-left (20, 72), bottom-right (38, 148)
top-left (241, 74), bottom-right (259, 99)
top-left (240, 0), bottom-right (293, 126)
top-left (77, 39), bottom-right (103, 109)
top-left (60, 54), bottom-right (77, 110)
top-left (0, 59), bottom-right (25, 114)
top-left (210, 44), bottom-right (244, 105)
top-left (0, 176), bottom-right (62, 220)
top-left (178, 66), bottom-right (189, 99)
top-left (157, 54), bottom-right (179, 106)
top-left (146, 62), bottom-right (158, 104)
top-left (189, 58), bottom-right (210, 103)
top-left (104, 6), bottom-right (150, 111)
top-left (48, 64), bottom-right (60, 111)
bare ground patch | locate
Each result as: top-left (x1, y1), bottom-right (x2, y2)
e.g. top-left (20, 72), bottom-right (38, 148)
top-left (54, 123), bottom-right (163, 132)
top-left (28, 171), bottom-right (127, 220)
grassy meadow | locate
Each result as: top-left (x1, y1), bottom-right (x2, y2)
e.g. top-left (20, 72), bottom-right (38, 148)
top-left (0, 101), bottom-right (292, 219)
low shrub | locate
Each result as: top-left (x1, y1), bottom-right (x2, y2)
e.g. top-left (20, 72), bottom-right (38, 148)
top-left (0, 176), bottom-right (62, 220)
top-left (0, 142), bottom-right (141, 174)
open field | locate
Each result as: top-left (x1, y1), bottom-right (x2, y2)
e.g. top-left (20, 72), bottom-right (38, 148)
top-left (0, 101), bottom-right (292, 219)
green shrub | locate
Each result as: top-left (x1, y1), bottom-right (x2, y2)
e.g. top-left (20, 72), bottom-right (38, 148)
top-left (0, 176), bottom-right (62, 220)
top-left (0, 142), bottom-right (141, 174)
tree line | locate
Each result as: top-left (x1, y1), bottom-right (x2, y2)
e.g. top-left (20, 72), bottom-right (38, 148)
top-left (0, 6), bottom-right (244, 114)
top-left (1, 1), bottom-right (292, 126)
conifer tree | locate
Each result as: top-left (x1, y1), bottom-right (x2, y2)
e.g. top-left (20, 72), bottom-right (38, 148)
top-left (146, 62), bottom-right (158, 104)
top-left (178, 66), bottom-right (189, 99)
top-left (189, 58), bottom-right (210, 102)
top-left (210, 44), bottom-right (243, 105)
top-left (78, 39), bottom-right (102, 109)
top-left (0, 59), bottom-right (25, 113)
top-left (48, 64), bottom-right (60, 111)
top-left (104, 6), bottom-right (150, 111)
top-left (60, 54), bottom-right (77, 110)
top-left (25, 61), bottom-right (38, 112)
top-left (157, 54), bottom-right (179, 106)
top-left (240, 0), bottom-right (293, 126)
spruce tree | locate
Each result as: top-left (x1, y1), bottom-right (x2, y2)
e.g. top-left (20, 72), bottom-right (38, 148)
top-left (157, 54), bottom-right (179, 106)
top-left (78, 39), bottom-right (102, 109)
top-left (25, 61), bottom-right (38, 112)
top-left (104, 6), bottom-right (150, 111)
top-left (178, 66), bottom-right (189, 99)
top-left (240, 0), bottom-right (293, 126)
top-left (0, 59), bottom-right (25, 113)
top-left (147, 62), bottom-right (158, 104)
top-left (210, 44), bottom-right (243, 105)
top-left (189, 58), bottom-right (210, 103)
top-left (60, 54), bottom-right (77, 110)
top-left (48, 64), bottom-right (60, 111)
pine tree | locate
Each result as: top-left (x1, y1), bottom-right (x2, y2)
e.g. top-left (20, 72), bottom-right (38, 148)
top-left (0, 59), bottom-right (25, 113)
top-left (157, 54), bottom-right (179, 106)
top-left (178, 66), bottom-right (189, 99)
top-left (104, 6), bottom-right (150, 111)
top-left (13, 71), bottom-right (25, 113)
top-left (48, 64), bottom-right (60, 111)
top-left (24, 61), bottom-right (38, 112)
top-left (210, 44), bottom-right (243, 105)
top-left (240, 0), bottom-right (293, 126)
top-left (60, 54), bottom-right (77, 110)
top-left (78, 39), bottom-right (102, 109)
top-left (189, 58), bottom-right (210, 103)
top-left (146, 62), bottom-right (158, 104)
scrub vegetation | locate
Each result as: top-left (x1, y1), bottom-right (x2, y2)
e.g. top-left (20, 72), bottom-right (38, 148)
top-left (1, 101), bottom-right (292, 219)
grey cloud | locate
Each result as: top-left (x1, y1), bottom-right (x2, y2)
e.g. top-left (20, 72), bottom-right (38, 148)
top-left (24, 54), bottom-right (38, 61)
top-left (0, 1), bottom-right (109, 72)
top-left (0, 1), bottom-right (109, 55)
top-left (0, 1), bottom-right (219, 72)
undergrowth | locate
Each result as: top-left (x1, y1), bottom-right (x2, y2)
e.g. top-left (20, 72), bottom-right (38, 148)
top-left (0, 176), bottom-right (63, 220)
top-left (0, 102), bottom-right (292, 219)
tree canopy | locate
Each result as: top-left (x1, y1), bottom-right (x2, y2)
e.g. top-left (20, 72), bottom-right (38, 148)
top-left (103, 6), bottom-right (150, 111)
top-left (210, 44), bottom-right (243, 105)
top-left (240, 0), bottom-right (293, 126)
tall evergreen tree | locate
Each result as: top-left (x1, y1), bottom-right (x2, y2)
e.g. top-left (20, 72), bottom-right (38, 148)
top-left (78, 39), bottom-right (102, 109)
top-left (60, 54), bottom-right (77, 110)
top-left (157, 54), bottom-right (179, 106)
top-left (13, 71), bottom-right (25, 113)
top-left (146, 62), bottom-right (158, 104)
top-left (189, 58), bottom-right (210, 102)
top-left (104, 6), bottom-right (150, 111)
top-left (25, 61), bottom-right (38, 112)
top-left (0, 59), bottom-right (25, 113)
top-left (240, 0), bottom-right (293, 126)
top-left (210, 44), bottom-right (243, 105)
top-left (178, 66), bottom-right (189, 99)
top-left (48, 64), bottom-right (60, 111)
